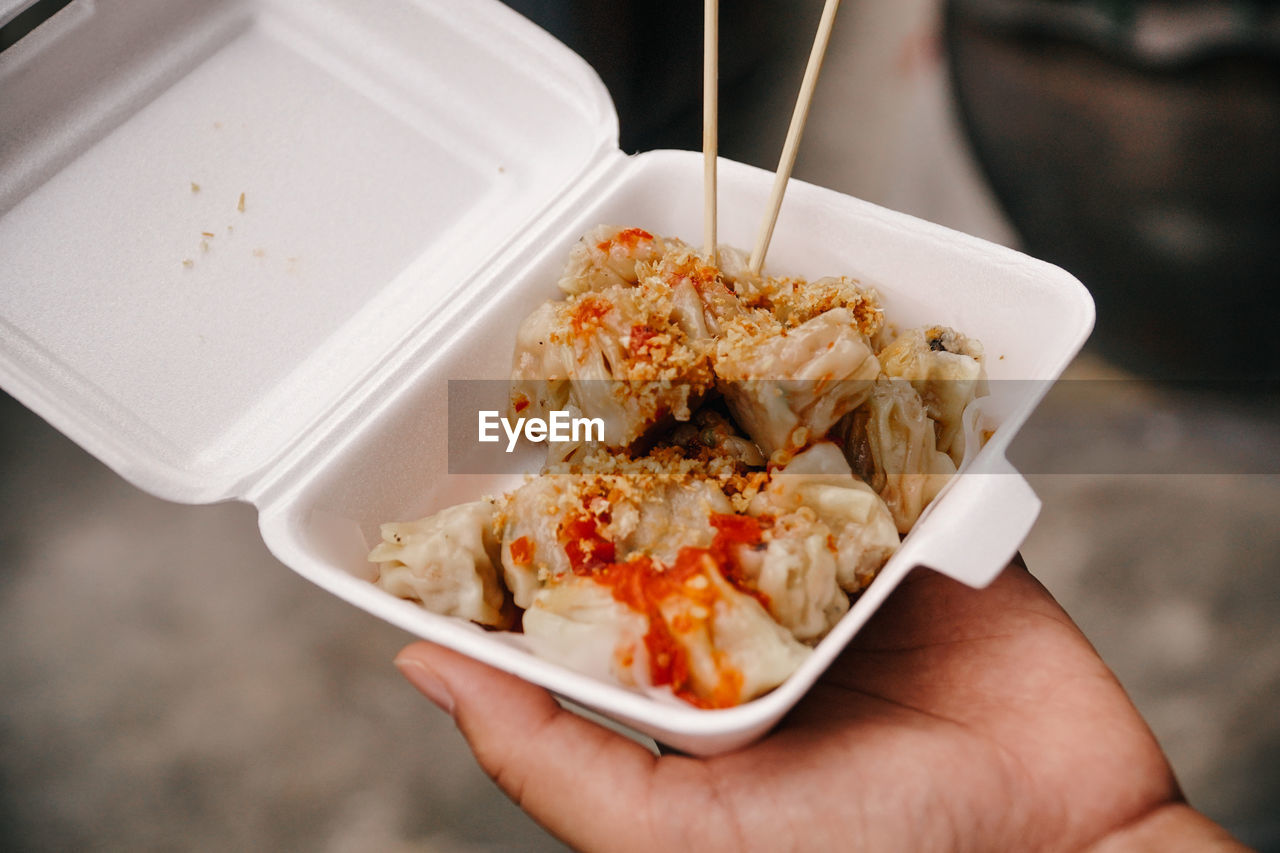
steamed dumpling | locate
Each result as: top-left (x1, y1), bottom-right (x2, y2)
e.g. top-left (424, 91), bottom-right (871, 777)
top-left (731, 443), bottom-right (898, 640)
top-left (731, 530), bottom-right (848, 642)
top-left (508, 283), bottom-right (716, 451)
top-left (525, 554), bottom-right (810, 708)
top-left (877, 326), bottom-right (986, 464)
top-left (840, 379), bottom-right (957, 533)
top-left (754, 442), bottom-right (900, 592)
top-left (714, 307), bottom-right (881, 457)
top-left (370, 501), bottom-right (513, 628)
top-left (557, 225), bottom-right (671, 295)
top-left (498, 449), bottom-right (737, 608)
top-left (499, 476), bottom-right (575, 609)
top-left (522, 576), bottom-right (651, 687)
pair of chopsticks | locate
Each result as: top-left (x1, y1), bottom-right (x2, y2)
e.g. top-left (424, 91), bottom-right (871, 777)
top-left (703, 0), bottom-right (841, 274)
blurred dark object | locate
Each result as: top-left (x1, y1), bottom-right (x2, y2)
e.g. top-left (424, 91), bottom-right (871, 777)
top-left (501, 0), bottom-right (812, 162)
top-left (946, 0), bottom-right (1280, 379)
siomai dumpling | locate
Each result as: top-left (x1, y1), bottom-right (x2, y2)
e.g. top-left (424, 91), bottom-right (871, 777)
top-left (557, 225), bottom-right (671, 295)
top-left (877, 325), bottom-right (986, 465)
top-left (498, 447), bottom-right (737, 608)
top-left (750, 442), bottom-right (900, 593)
top-left (524, 542), bottom-right (810, 708)
top-left (714, 307), bottom-right (881, 458)
top-left (509, 285), bottom-right (715, 450)
top-left (522, 576), bottom-right (652, 688)
top-left (839, 378), bottom-right (957, 533)
top-left (370, 501), bottom-right (513, 629)
top-left (725, 443), bottom-right (898, 641)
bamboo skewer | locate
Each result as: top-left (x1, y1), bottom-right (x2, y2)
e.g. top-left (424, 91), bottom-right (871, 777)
top-left (749, 0), bottom-right (841, 274)
top-left (703, 0), bottom-right (718, 261)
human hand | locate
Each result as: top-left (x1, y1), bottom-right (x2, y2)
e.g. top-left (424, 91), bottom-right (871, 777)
top-left (395, 559), bottom-right (1247, 851)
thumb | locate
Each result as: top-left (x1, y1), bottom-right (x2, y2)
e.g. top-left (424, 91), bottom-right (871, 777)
top-left (394, 641), bottom-right (662, 851)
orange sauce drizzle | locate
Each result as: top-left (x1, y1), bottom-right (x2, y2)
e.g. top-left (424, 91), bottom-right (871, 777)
top-left (556, 510), bottom-right (769, 708)
top-left (509, 536), bottom-right (534, 566)
top-left (597, 227), bottom-right (654, 252)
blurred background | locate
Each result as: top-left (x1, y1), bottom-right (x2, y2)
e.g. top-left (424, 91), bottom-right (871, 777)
top-left (2, 0), bottom-right (1278, 849)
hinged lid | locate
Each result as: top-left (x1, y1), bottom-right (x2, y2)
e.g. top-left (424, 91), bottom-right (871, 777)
top-left (0, 0), bottom-right (618, 503)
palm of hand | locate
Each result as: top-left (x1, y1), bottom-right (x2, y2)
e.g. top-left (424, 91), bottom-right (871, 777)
top-left (651, 563), bottom-right (1176, 852)
top-left (397, 562), bottom-right (1179, 853)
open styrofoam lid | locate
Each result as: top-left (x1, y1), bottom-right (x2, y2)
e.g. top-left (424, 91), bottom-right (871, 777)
top-left (0, 0), bottom-right (618, 503)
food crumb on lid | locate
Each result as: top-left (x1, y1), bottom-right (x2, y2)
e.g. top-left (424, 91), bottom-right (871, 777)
top-left (181, 259), bottom-right (193, 269)
top-left (201, 231), bottom-right (214, 238)
top-left (190, 182), bottom-right (200, 193)
top-left (237, 192), bottom-right (246, 213)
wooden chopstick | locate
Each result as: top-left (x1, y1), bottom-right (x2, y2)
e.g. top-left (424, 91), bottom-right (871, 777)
top-left (749, 0), bottom-right (841, 274)
top-left (704, 0), bottom-right (719, 261)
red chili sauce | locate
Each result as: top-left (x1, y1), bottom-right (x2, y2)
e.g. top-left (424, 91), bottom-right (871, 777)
top-left (597, 227), bottom-right (654, 253)
top-left (557, 509), bottom-right (770, 708)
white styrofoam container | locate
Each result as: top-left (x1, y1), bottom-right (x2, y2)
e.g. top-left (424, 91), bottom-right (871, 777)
top-left (0, 0), bottom-right (1093, 754)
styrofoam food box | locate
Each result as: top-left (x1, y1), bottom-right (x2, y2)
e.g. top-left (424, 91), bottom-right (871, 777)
top-left (0, 0), bottom-right (1093, 754)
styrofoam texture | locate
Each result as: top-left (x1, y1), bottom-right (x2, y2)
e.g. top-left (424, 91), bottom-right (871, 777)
top-left (256, 150), bottom-right (1093, 755)
top-left (0, 0), bottom-right (617, 503)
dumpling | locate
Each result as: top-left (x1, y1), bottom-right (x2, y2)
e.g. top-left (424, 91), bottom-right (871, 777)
top-left (610, 477), bottom-right (734, 564)
top-left (714, 307), bottom-right (881, 457)
top-left (525, 551), bottom-right (810, 708)
top-left (522, 576), bottom-right (652, 688)
top-left (557, 225), bottom-right (671, 295)
top-left (638, 246), bottom-right (744, 340)
top-left (727, 443), bottom-right (897, 640)
top-left (370, 501), bottom-right (513, 628)
top-left (661, 563), bottom-right (811, 706)
top-left (498, 476), bottom-right (576, 609)
top-left (508, 282), bottom-right (716, 450)
top-left (761, 275), bottom-right (884, 332)
top-left (731, 529), bottom-right (848, 642)
top-left (877, 325), bottom-right (986, 464)
top-left (753, 442), bottom-right (900, 593)
top-left (509, 300), bottom-right (572, 422)
top-left (498, 448), bottom-right (737, 607)
top-left (839, 379), bottom-right (956, 533)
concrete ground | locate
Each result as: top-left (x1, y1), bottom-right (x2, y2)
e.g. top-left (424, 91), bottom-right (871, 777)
top-left (2, 1), bottom-right (1277, 850)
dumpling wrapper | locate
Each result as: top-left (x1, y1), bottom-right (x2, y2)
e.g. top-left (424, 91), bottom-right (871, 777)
top-left (370, 501), bottom-right (513, 629)
top-left (522, 576), bottom-right (651, 688)
top-left (878, 326), bottom-right (986, 465)
top-left (714, 307), bottom-right (881, 458)
top-left (524, 562), bottom-right (810, 708)
top-left (843, 379), bottom-right (957, 534)
top-left (757, 442), bottom-right (901, 592)
top-left (557, 225), bottom-right (670, 295)
top-left (499, 466), bottom-right (735, 609)
top-left (738, 443), bottom-right (899, 640)
top-left (508, 283), bottom-right (715, 451)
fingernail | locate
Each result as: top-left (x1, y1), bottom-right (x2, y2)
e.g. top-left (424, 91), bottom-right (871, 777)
top-left (395, 656), bottom-right (455, 716)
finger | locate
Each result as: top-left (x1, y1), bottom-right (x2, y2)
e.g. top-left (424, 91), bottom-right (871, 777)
top-left (395, 642), bottom-right (661, 852)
